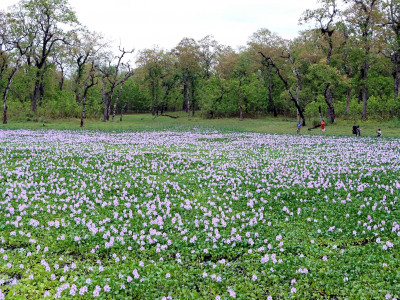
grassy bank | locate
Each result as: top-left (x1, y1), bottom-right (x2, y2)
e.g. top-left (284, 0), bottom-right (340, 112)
top-left (2, 113), bottom-right (400, 137)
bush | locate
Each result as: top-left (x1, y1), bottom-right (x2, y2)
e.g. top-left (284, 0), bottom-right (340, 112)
top-left (304, 96), bottom-right (327, 120)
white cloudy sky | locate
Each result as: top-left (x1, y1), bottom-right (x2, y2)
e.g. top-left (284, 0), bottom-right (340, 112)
top-left (0, 0), bottom-right (317, 51)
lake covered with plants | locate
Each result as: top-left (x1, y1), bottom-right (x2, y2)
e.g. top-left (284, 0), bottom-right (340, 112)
top-left (0, 130), bottom-right (399, 299)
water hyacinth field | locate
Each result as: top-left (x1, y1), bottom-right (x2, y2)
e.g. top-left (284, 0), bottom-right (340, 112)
top-left (0, 129), bottom-right (399, 299)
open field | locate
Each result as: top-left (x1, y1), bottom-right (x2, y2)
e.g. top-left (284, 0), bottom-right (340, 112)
top-left (0, 129), bottom-right (399, 299)
top-left (2, 113), bottom-right (400, 138)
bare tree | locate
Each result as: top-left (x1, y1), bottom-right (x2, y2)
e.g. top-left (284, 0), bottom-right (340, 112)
top-left (112, 67), bottom-right (132, 121)
top-left (80, 61), bottom-right (97, 127)
top-left (97, 47), bottom-right (134, 122)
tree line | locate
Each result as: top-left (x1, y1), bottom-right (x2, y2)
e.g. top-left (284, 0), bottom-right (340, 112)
top-left (1, 0), bottom-right (400, 126)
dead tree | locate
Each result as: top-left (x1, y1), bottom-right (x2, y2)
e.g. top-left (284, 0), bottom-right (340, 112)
top-left (80, 62), bottom-right (97, 128)
top-left (112, 65), bottom-right (133, 121)
top-left (98, 47), bottom-right (134, 122)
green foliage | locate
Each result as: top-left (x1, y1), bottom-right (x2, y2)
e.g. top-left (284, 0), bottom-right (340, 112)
top-left (305, 96), bottom-right (327, 119)
top-left (2, 0), bottom-right (400, 123)
top-left (119, 78), bottom-right (151, 113)
top-left (38, 90), bottom-right (80, 118)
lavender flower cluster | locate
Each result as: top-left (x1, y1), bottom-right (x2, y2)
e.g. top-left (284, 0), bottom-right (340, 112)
top-left (0, 130), bottom-right (398, 299)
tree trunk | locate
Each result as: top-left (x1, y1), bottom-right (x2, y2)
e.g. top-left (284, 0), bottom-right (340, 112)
top-left (106, 102), bottom-right (111, 121)
top-left (393, 51), bottom-right (400, 102)
top-left (182, 83), bottom-right (187, 112)
top-left (31, 77), bottom-right (41, 113)
top-left (324, 85), bottom-right (335, 123)
top-left (362, 88), bottom-right (368, 120)
top-left (59, 76), bottom-right (64, 91)
top-left (238, 79), bottom-right (243, 121)
top-left (361, 59), bottom-right (369, 120)
top-left (103, 103), bottom-right (108, 122)
top-left (112, 83), bottom-right (124, 121)
top-left (267, 66), bottom-right (277, 117)
top-left (345, 87), bottom-right (351, 119)
top-left (151, 78), bottom-right (156, 116)
top-left (59, 67), bottom-right (65, 91)
top-left (75, 80), bottom-right (82, 104)
top-left (101, 76), bottom-right (108, 122)
top-left (39, 81), bottom-right (45, 100)
top-left (318, 106), bottom-right (324, 123)
top-left (295, 69), bottom-right (302, 124)
top-left (155, 81), bottom-right (159, 116)
top-left (2, 99), bottom-right (6, 125)
top-left (394, 72), bottom-right (400, 102)
top-left (75, 93), bottom-right (81, 104)
top-left (161, 88), bottom-right (170, 115)
top-left (2, 88), bottom-right (7, 124)
top-left (80, 65), bottom-right (96, 127)
top-left (184, 80), bottom-right (190, 117)
top-left (80, 97), bottom-right (86, 127)
top-left (2, 65), bottom-right (19, 124)
top-left (120, 103), bottom-right (127, 121)
top-left (31, 70), bottom-right (46, 113)
top-left (326, 36), bottom-right (333, 66)
top-left (191, 80), bottom-right (196, 117)
top-left (323, 33), bottom-right (335, 123)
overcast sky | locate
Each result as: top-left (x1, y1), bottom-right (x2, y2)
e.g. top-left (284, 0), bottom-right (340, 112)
top-left (1, 0), bottom-right (317, 51)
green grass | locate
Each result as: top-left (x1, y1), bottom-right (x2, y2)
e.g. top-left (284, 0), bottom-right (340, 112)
top-left (2, 112), bottom-right (400, 137)
top-left (0, 128), bottom-right (399, 299)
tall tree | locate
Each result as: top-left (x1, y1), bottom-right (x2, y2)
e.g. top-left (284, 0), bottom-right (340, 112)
top-left (248, 28), bottom-right (285, 117)
top-left (173, 38), bottom-right (200, 117)
top-left (384, 0), bottom-right (400, 101)
top-left (301, 0), bottom-right (340, 123)
top-left (233, 50), bottom-right (252, 121)
top-left (259, 48), bottom-right (307, 125)
top-left (71, 29), bottom-right (104, 103)
top-left (336, 20), bottom-right (356, 118)
top-left (159, 51), bottom-right (179, 115)
top-left (197, 35), bottom-right (220, 79)
top-left (344, 0), bottom-right (383, 119)
top-left (0, 10), bottom-right (31, 124)
top-left (8, 0), bottom-right (79, 113)
top-left (136, 47), bottom-right (164, 116)
top-left (80, 61), bottom-right (97, 127)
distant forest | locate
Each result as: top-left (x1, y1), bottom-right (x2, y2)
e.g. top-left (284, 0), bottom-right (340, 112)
top-left (1, 0), bottom-right (400, 126)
